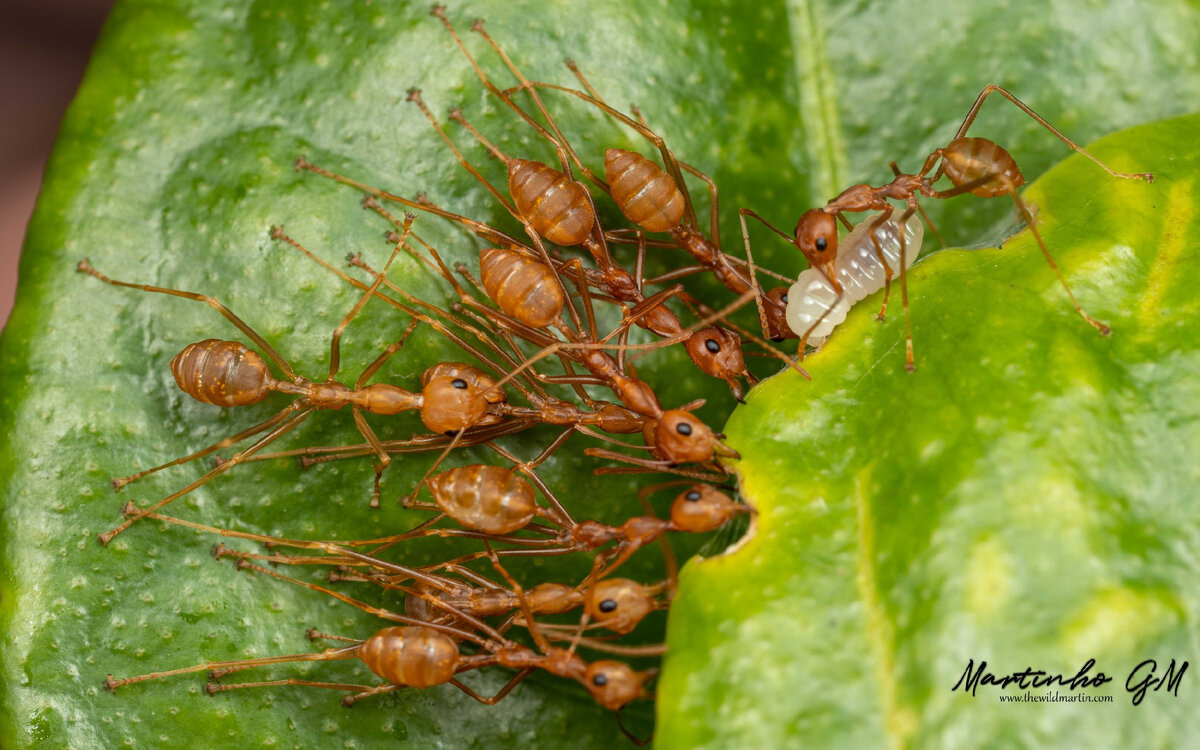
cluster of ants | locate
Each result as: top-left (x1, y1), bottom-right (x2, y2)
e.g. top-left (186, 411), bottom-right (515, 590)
top-left (80, 5), bottom-right (1151, 740)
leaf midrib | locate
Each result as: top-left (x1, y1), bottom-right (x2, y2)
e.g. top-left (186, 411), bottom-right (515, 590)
top-left (786, 0), bottom-right (847, 202)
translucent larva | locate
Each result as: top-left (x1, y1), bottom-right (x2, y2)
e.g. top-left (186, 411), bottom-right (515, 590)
top-left (785, 213), bottom-right (924, 344)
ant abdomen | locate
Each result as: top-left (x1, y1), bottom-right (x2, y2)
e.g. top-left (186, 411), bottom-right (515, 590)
top-left (479, 247), bottom-right (565, 328)
top-left (358, 626), bottom-right (460, 689)
top-left (170, 339), bottom-right (274, 407)
top-left (507, 158), bottom-right (595, 245)
top-left (940, 137), bottom-right (1024, 196)
top-left (605, 148), bottom-right (685, 233)
top-left (426, 464), bottom-right (538, 534)
top-left (785, 214), bottom-right (924, 343)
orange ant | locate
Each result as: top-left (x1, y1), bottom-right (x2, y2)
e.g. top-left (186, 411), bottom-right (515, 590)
top-left (426, 7), bottom-right (794, 343)
top-left (414, 7), bottom-right (773, 398)
top-left (77, 219), bottom-right (516, 542)
top-left (102, 533), bottom-right (657, 715)
top-left (266, 220), bottom-right (733, 487)
top-left (295, 156), bottom-right (766, 401)
top-left (328, 197), bottom-right (747, 478)
top-left (741, 84), bottom-right (1154, 370)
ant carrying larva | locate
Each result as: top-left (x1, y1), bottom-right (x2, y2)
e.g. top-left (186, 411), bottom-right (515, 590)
top-left (742, 84), bottom-right (1154, 370)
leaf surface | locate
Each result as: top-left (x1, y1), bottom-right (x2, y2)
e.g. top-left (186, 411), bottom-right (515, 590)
top-left (658, 115), bottom-right (1200, 749)
top-left (2, 0), bottom-right (1198, 747)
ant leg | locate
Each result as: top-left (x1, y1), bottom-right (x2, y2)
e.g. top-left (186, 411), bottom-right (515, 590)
top-left (954, 84), bottom-right (1153, 182)
top-left (562, 257), bottom-right (600, 342)
top-left (431, 7), bottom-right (584, 181)
top-left (582, 448), bottom-right (729, 481)
top-left (739, 210), bottom-right (774, 341)
top-left (864, 206), bottom-right (897, 321)
top-left (356, 318), bottom-right (421, 388)
top-left (350, 408), bottom-right (389, 508)
top-left (76, 260), bottom-right (297, 380)
top-left (208, 678), bottom-right (381, 699)
top-left (401, 429), bottom-right (467, 507)
top-left (486, 434), bottom-right (575, 527)
top-left (1009, 192), bottom-right (1111, 335)
top-left (738, 208), bottom-right (793, 243)
top-left (339, 682), bottom-right (405, 707)
top-left (103, 644), bottom-right (360, 691)
top-left (680, 162), bottom-right (721, 250)
top-left (482, 543), bottom-right (554, 654)
top-left (449, 670), bottom-right (536, 706)
top-left (99, 407), bottom-right (314, 545)
top-left (295, 157), bottom-right (527, 248)
top-left (407, 89), bottom-right (520, 217)
top-left (642, 265), bottom-right (712, 285)
top-left (897, 205), bottom-right (919, 372)
top-left (325, 215), bottom-right (414, 382)
top-left (111, 403), bottom-right (306, 489)
top-left (231, 557), bottom-right (496, 644)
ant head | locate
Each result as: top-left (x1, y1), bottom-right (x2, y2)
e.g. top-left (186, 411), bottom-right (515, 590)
top-left (585, 579), bottom-right (658, 635)
top-left (794, 210), bottom-right (839, 277)
top-left (669, 484), bottom-right (744, 533)
top-left (684, 327), bottom-right (749, 398)
top-left (652, 411), bottom-right (739, 464)
top-left (761, 287), bottom-right (795, 341)
top-left (419, 375), bottom-right (494, 434)
top-left (422, 363), bottom-right (506, 404)
top-left (583, 661), bottom-right (649, 711)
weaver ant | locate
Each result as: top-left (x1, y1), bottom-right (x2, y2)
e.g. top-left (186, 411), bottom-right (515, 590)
top-left (77, 219), bottom-right (520, 542)
top-left (430, 6), bottom-right (791, 340)
top-left (103, 533), bottom-right (658, 715)
top-left (742, 84), bottom-right (1154, 370)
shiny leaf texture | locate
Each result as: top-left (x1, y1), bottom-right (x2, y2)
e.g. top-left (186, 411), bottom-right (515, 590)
top-left (2, 0), bottom-right (1199, 747)
top-left (659, 115), bottom-right (1200, 748)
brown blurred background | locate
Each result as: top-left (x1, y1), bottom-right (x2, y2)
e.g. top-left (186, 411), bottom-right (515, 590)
top-left (1, 0), bottom-right (114, 328)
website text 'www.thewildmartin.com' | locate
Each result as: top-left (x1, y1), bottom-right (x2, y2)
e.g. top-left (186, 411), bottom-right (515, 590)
top-left (998, 691), bottom-right (1115, 704)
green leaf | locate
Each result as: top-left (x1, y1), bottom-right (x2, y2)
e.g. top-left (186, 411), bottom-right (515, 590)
top-left (658, 115), bottom-right (1200, 748)
top-left (2, 0), bottom-right (1198, 747)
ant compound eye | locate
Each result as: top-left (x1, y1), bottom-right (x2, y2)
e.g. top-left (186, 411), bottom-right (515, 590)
top-left (685, 490), bottom-right (702, 502)
top-left (675, 422), bottom-right (693, 437)
top-left (704, 338), bottom-right (720, 353)
top-left (592, 673), bottom-right (609, 687)
top-left (780, 292), bottom-right (789, 303)
top-left (451, 378), bottom-right (468, 390)
top-left (599, 599), bottom-right (618, 613)
top-left (815, 237), bottom-right (827, 252)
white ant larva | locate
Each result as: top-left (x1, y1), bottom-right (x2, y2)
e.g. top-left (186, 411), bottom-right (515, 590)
top-left (784, 213), bottom-right (925, 346)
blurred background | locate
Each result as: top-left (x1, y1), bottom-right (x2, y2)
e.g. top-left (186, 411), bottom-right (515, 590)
top-left (1, 0), bottom-right (113, 327)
